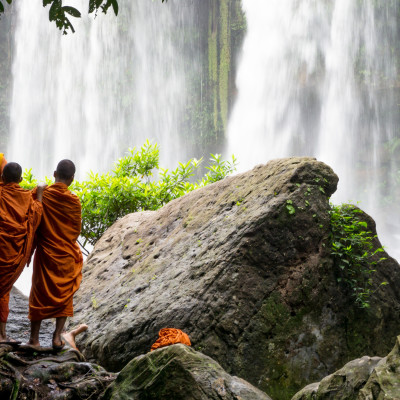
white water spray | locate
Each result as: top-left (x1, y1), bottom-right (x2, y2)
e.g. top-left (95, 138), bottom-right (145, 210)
top-left (8, 0), bottom-right (200, 294)
top-left (8, 0), bottom-right (198, 179)
top-left (228, 0), bottom-right (400, 260)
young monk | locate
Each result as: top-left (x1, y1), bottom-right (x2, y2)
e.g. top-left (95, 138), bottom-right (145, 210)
top-left (28, 160), bottom-right (83, 350)
top-left (0, 153), bottom-right (7, 182)
top-left (0, 162), bottom-right (45, 343)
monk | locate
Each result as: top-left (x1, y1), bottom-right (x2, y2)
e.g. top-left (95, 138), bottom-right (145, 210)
top-left (0, 162), bottom-right (45, 343)
top-left (0, 153), bottom-right (7, 182)
top-left (28, 159), bottom-right (83, 350)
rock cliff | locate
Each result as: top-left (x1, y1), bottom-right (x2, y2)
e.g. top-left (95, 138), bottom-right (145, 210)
top-left (71, 157), bottom-right (400, 399)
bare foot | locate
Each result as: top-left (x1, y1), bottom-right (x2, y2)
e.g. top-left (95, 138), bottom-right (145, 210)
top-left (27, 339), bottom-right (40, 347)
top-left (62, 324), bottom-right (88, 351)
top-left (52, 332), bottom-right (65, 350)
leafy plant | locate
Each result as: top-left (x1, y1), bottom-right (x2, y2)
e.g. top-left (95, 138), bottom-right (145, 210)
top-left (22, 141), bottom-right (237, 250)
top-left (0, 0), bottom-right (168, 34)
top-left (329, 203), bottom-right (387, 309)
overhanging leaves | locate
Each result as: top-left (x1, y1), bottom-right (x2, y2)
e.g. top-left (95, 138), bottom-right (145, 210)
top-left (1, 0), bottom-right (167, 32)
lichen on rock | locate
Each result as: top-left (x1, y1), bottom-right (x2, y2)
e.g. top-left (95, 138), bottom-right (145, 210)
top-left (71, 157), bottom-right (400, 399)
top-left (101, 343), bottom-right (271, 400)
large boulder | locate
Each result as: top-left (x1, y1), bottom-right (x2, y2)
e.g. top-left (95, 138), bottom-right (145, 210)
top-left (292, 334), bottom-right (400, 399)
top-left (358, 335), bottom-right (400, 399)
top-left (71, 157), bottom-right (400, 399)
top-left (292, 356), bottom-right (382, 399)
top-left (101, 343), bottom-right (272, 400)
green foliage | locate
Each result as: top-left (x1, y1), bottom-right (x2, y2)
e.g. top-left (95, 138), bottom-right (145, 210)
top-left (329, 203), bottom-right (387, 309)
top-left (22, 169), bottom-right (53, 189)
top-left (286, 200), bottom-right (295, 215)
top-left (0, 0), bottom-right (167, 34)
top-left (0, 0), bottom-right (11, 15)
top-left (73, 142), bottom-right (236, 247)
top-left (22, 141), bottom-right (237, 250)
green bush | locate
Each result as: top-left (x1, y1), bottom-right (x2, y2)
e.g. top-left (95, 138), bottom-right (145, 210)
top-left (22, 141), bottom-right (237, 250)
top-left (329, 203), bottom-right (387, 309)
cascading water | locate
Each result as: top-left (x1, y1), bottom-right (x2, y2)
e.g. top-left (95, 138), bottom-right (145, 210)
top-left (227, 0), bottom-right (400, 260)
top-left (7, 0), bottom-right (201, 294)
top-left (8, 0), bottom-right (200, 179)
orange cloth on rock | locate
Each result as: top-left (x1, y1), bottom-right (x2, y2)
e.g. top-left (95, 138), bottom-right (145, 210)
top-left (29, 182), bottom-right (83, 321)
top-left (150, 328), bottom-right (191, 351)
top-left (0, 182), bottom-right (43, 322)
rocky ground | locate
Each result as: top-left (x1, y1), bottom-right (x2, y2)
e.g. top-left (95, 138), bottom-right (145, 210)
top-left (0, 288), bottom-right (115, 399)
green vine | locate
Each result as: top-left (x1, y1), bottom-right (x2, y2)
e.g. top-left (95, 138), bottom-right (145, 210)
top-left (329, 203), bottom-right (388, 309)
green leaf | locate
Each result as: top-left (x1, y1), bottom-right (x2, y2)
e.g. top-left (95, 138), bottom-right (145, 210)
top-left (89, 0), bottom-right (104, 13)
top-left (0, 2), bottom-right (4, 13)
top-left (111, 0), bottom-right (118, 15)
top-left (49, 0), bottom-right (61, 22)
top-left (62, 6), bottom-right (81, 18)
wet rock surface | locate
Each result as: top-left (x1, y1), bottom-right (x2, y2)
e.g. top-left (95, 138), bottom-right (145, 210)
top-left (292, 356), bottom-right (382, 400)
top-left (292, 335), bottom-right (400, 400)
top-left (101, 343), bottom-right (272, 400)
top-left (8, 287), bottom-right (54, 347)
top-left (71, 157), bottom-right (400, 398)
top-left (1, 288), bottom-right (116, 399)
top-left (0, 344), bottom-right (115, 399)
top-left (358, 335), bottom-right (400, 399)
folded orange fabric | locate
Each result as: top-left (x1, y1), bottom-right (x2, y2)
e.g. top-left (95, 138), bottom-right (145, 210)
top-left (150, 328), bottom-right (191, 351)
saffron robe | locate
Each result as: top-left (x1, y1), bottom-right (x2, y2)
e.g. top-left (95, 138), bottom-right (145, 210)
top-left (29, 183), bottom-right (83, 321)
top-left (151, 328), bottom-right (191, 351)
top-left (0, 153), bottom-right (6, 182)
top-left (0, 183), bottom-right (43, 322)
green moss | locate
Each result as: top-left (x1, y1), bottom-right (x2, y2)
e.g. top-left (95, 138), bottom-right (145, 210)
top-left (10, 379), bottom-right (19, 400)
top-left (208, 1), bottom-right (220, 134)
top-left (237, 292), bottom-right (315, 400)
top-left (218, 0), bottom-right (231, 133)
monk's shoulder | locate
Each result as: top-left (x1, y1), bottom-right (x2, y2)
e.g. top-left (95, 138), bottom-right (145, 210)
top-left (46, 184), bottom-right (81, 207)
top-left (3, 183), bottom-right (32, 196)
top-left (66, 190), bottom-right (81, 207)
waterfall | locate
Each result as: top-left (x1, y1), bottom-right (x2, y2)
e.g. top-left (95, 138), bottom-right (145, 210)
top-left (227, 0), bottom-right (400, 260)
top-left (7, 0), bottom-right (201, 294)
top-left (8, 0), bottom-right (200, 180)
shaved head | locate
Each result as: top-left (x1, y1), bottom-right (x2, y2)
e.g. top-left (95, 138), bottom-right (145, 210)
top-left (2, 162), bottom-right (22, 183)
top-left (56, 159), bottom-right (76, 180)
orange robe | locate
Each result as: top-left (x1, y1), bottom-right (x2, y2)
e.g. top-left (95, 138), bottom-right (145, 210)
top-left (150, 328), bottom-right (191, 351)
top-left (0, 153), bottom-right (6, 182)
top-left (0, 182), bottom-right (43, 322)
top-left (29, 182), bottom-right (83, 321)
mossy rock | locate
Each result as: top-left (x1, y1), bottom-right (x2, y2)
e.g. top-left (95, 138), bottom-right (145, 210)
top-left (101, 344), bottom-right (271, 400)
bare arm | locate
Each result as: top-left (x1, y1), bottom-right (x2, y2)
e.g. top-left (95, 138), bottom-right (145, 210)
top-left (35, 182), bottom-right (48, 202)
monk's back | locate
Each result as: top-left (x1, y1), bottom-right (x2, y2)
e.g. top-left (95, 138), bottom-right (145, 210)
top-left (29, 181), bottom-right (83, 322)
top-left (37, 183), bottom-right (81, 260)
top-left (0, 183), bottom-right (41, 265)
